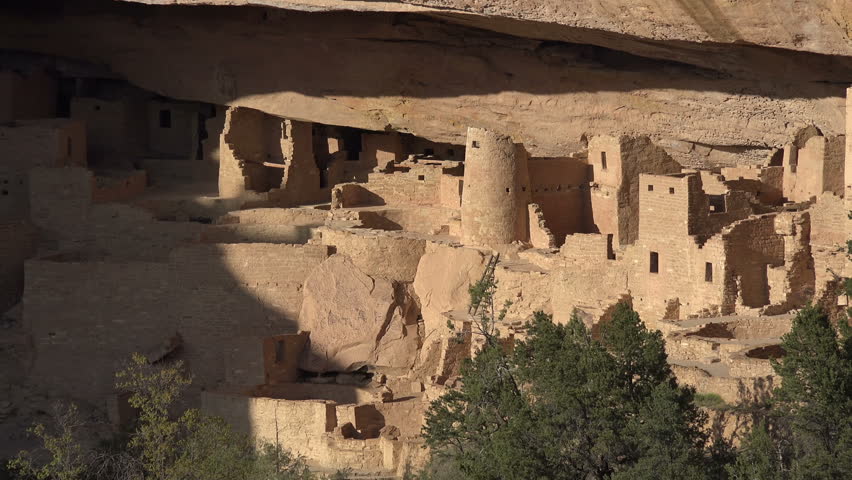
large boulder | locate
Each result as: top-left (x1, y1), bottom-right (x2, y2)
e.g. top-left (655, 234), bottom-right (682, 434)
top-left (298, 255), bottom-right (419, 373)
top-left (412, 244), bottom-right (489, 334)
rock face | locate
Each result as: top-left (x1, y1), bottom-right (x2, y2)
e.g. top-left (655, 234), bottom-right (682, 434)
top-left (298, 255), bottom-right (419, 372)
top-left (123, 0), bottom-right (852, 58)
top-left (1, 1), bottom-right (851, 166)
top-left (413, 244), bottom-right (488, 332)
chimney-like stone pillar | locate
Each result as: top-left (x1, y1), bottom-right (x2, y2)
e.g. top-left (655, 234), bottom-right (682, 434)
top-left (461, 127), bottom-right (527, 246)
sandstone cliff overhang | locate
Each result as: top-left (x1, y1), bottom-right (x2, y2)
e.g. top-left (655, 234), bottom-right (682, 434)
top-left (2, 0), bottom-right (851, 165)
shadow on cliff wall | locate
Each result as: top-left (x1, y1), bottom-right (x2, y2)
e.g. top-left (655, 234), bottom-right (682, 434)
top-left (0, 0), bottom-right (850, 105)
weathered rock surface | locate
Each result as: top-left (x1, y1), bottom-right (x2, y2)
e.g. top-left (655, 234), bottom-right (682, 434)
top-left (123, 0), bottom-right (852, 58)
top-left (413, 244), bottom-right (487, 333)
top-left (2, 1), bottom-right (850, 165)
top-left (298, 254), bottom-right (418, 372)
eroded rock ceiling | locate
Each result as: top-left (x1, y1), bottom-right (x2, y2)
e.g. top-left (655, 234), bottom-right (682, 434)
top-left (2, 0), bottom-right (851, 165)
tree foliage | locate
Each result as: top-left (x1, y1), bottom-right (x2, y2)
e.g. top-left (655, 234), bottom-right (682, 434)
top-left (729, 304), bottom-right (852, 480)
top-left (423, 275), bottom-right (713, 479)
top-left (8, 353), bottom-right (338, 480)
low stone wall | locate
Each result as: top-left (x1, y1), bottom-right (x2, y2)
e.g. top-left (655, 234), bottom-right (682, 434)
top-left (202, 390), bottom-right (414, 474)
top-left (673, 365), bottom-right (776, 405)
top-left (92, 170), bottom-right (146, 204)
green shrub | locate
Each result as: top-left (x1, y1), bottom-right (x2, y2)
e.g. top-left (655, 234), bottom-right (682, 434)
top-left (694, 393), bottom-right (730, 411)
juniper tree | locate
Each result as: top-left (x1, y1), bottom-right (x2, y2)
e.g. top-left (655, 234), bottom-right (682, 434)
top-left (727, 304), bottom-right (852, 480)
top-left (423, 292), bottom-right (714, 480)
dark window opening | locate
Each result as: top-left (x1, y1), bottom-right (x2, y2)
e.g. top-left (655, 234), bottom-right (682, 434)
top-left (275, 340), bottom-right (285, 363)
top-left (606, 234), bottom-right (616, 260)
top-left (1, 190), bottom-right (8, 196)
top-left (669, 187), bottom-right (675, 194)
top-left (319, 168), bottom-right (328, 188)
top-left (648, 185), bottom-right (654, 192)
top-left (522, 186), bottom-right (526, 192)
top-left (505, 187), bottom-right (511, 193)
top-left (94, 105), bottom-right (101, 111)
top-left (705, 262), bottom-right (713, 282)
top-left (471, 141), bottom-right (480, 148)
top-left (196, 111), bottom-right (208, 160)
top-left (423, 148), bottom-right (435, 156)
top-left (708, 195), bottom-right (726, 213)
top-left (66, 137), bottom-right (72, 157)
top-left (417, 175), bottom-right (425, 181)
top-left (159, 109), bottom-right (172, 128)
top-left (650, 252), bottom-right (659, 273)
top-left (600, 152), bottom-right (608, 170)
top-left (341, 129), bottom-right (362, 161)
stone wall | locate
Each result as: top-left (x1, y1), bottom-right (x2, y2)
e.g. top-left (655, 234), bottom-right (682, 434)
top-left (70, 97), bottom-right (147, 164)
top-left (92, 171), bottom-right (147, 204)
top-left (0, 70), bottom-right (56, 123)
top-left (0, 120), bottom-right (87, 221)
top-left (29, 166), bottom-right (92, 238)
top-left (811, 193), bottom-right (847, 248)
top-left (26, 258), bottom-right (173, 401)
top-left (203, 391), bottom-right (400, 473)
top-left (359, 133), bottom-right (403, 172)
top-left (588, 135), bottom-right (682, 246)
top-left (528, 156), bottom-right (589, 245)
top-left (783, 135), bottom-right (846, 202)
top-left (25, 243), bottom-right (330, 404)
top-left (171, 243), bottom-right (331, 392)
top-left (147, 100), bottom-right (199, 159)
top-left (0, 221), bottom-right (36, 311)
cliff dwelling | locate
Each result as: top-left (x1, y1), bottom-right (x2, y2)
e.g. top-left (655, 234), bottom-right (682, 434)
top-left (0, 0), bottom-right (851, 477)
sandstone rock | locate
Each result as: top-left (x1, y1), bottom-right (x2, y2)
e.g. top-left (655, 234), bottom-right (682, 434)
top-left (298, 255), bottom-right (419, 373)
top-left (379, 424), bottom-right (400, 440)
top-left (413, 244), bottom-right (488, 334)
top-left (122, 0), bottom-right (852, 59)
top-left (3, 4), bottom-right (850, 167)
top-left (377, 385), bottom-right (394, 403)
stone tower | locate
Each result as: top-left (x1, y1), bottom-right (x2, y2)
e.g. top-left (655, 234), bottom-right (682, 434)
top-left (461, 127), bottom-right (529, 246)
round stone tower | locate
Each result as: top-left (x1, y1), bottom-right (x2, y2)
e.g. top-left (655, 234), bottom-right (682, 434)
top-left (461, 127), bottom-right (528, 246)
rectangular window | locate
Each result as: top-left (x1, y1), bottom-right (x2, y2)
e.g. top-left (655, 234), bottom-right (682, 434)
top-left (600, 152), bottom-right (608, 171)
top-left (650, 252), bottom-right (659, 274)
top-left (471, 140), bottom-right (480, 148)
top-left (275, 340), bottom-right (285, 363)
top-left (159, 109), bottom-right (172, 128)
top-left (66, 137), bottom-right (72, 157)
top-left (705, 262), bottom-right (713, 282)
top-left (669, 187), bottom-right (675, 194)
top-left (647, 184), bottom-right (654, 192)
top-left (417, 175), bottom-right (425, 181)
